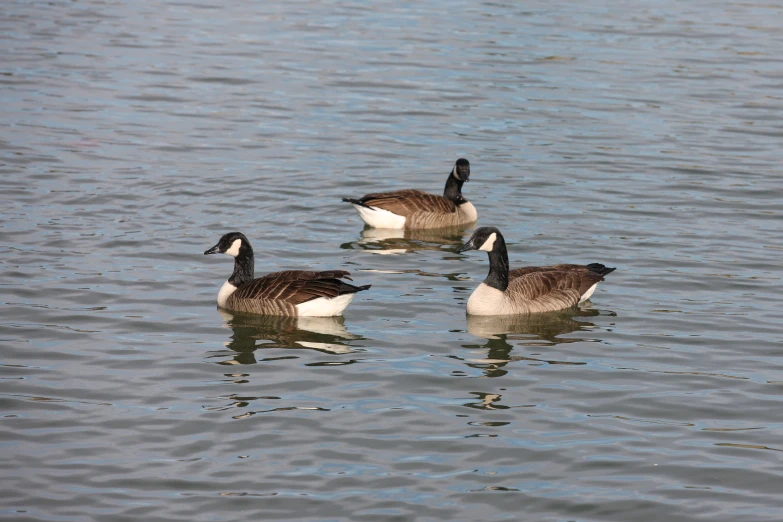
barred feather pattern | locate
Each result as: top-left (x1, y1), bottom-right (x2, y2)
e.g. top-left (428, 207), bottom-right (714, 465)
top-left (509, 265), bottom-right (607, 298)
top-left (504, 270), bottom-right (603, 313)
top-left (223, 270), bottom-right (361, 316)
top-left (354, 190), bottom-right (476, 229)
top-left (468, 267), bottom-right (608, 315)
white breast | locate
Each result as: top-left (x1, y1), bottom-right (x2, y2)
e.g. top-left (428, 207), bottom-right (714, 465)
top-left (353, 204), bottom-right (407, 229)
top-left (466, 283), bottom-right (508, 316)
top-left (217, 280), bottom-right (237, 308)
top-left (458, 201), bottom-right (478, 223)
top-left (296, 293), bottom-right (356, 317)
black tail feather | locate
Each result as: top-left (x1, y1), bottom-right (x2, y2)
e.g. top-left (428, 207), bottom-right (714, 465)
top-left (342, 197), bottom-right (373, 209)
top-left (586, 263), bottom-right (616, 277)
top-left (338, 282), bottom-right (372, 295)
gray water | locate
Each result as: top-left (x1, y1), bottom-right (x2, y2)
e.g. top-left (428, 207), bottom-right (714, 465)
top-left (2, 1), bottom-right (782, 520)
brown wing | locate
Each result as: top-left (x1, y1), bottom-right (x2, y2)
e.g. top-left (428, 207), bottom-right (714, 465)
top-left (509, 264), bottom-right (589, 277)
top-left (231, 270), bottom-right (357, 306)
top-left (506, 268), bottom-right (606, 312)
top-left (509, 265), bottom-right (606, 296)
top-left (357, 189), bottom-right (457, 217)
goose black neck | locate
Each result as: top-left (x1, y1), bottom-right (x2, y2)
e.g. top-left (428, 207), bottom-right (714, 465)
top-left (484, 235), bottom-right (509, 291)
top-left (443, 172), bottom-right (466, 205)
top-left (229, 247), bottom-right (255, 287)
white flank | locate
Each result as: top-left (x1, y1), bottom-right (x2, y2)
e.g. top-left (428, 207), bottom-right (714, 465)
top-left (579, 283), bottom-right (598, 303)
top-left (224, 239), bottom-right (242, 257)
top-left (353, 204), bottom-right (406, 229)
top-left (466, 283), bottom-right (507, 315)
top-left (478, 232), bottom-right (497, 252)
top-left (296, 293), bottom-right (355, 317)
top-left (457, 201), bottom-right (478, 223)
top-left (217, 280), bottom-right (238, 307)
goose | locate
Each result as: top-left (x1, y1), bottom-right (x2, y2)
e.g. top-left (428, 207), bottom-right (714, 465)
top-left (342, 158), bottom-right (477, 229)
top-left (457, 227), bottom-right (615, 315)
top-left (204, 232), bottom-right (370, 317)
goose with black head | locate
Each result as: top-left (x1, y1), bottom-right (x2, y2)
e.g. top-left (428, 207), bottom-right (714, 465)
top-left (458, 227), bottom-right (615, 315)
top-left (204, 232), bottom-right (371, 317)
top-left (342, 158), bottom-right (477, 229)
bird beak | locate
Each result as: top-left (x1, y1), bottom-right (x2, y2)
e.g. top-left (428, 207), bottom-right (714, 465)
top-left (204, 244), bottom-right (220, 255)
top-left (457, 241), bottom-right (475, 253)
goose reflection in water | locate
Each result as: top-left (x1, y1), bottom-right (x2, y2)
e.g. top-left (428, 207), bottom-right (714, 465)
top-left (216, 309), bottom-right (362, 365)
top-left (463, 308), bottom-right (606, 378)
top-left (341, 224), bottom-right (472, 256)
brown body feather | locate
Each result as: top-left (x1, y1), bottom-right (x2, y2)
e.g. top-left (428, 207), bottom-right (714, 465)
top-left (468, 268), bottom-right (607, 315)
top-left (357, 189), bottom-right (457, 215)
top-left (354, 190), bottom-right (475, 229)
top-left (501, 268), bottom-right (606, 313)
top-left (224, 270), bottom-right (365, 316)
top-left (509, 265), bottom-right (606, 298)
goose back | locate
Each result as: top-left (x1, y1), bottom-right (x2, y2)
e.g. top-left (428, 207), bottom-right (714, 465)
top-left (350, 190), bottom-right (476, 229)
top-left (225, 270), bottom-right (368, 316)
top-left (504, 269), bottom-right (603, 313)
top-left (355, 189), bottom-right (456, 215)
top-left (509, 264), bottom-right (607, 297)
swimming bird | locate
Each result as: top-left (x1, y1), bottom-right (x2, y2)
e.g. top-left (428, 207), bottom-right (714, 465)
top-left (204, 232), bottom-right (370, 316)
top-left (457, 227), bottom-right (615, 315)
top-left (342, 158), bottom-right (477, 229)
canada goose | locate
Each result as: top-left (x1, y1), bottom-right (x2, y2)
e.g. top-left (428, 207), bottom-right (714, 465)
top-left (458, 227), bottom-right (615, 315)
top-left (204, 232), bottom-right (370, 317)
top-left (342, 158), bottom-right (477, 229)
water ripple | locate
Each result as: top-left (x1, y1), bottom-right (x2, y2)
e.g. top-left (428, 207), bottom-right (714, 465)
top-left (2, 0), bottom-right (783, 520)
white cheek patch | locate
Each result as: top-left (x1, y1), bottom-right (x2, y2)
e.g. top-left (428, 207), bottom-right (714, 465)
top-left (224, 239), bottom-right (242, 257)
top-left (478, 232), bottom-right (497, 252)
top-left (452, 164), bottom-right (460, 181)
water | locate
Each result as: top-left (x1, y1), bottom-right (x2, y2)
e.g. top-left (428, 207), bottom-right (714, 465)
top-left (2, 1), bottom-right (782, 520)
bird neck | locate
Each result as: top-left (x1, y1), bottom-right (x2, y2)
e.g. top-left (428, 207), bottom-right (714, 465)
top-left (484, 236), bottom-right (509, 291)
top-left (229, 248), bottom-right (255, 286)
top-left (443, 172), bottom-right (466, 204)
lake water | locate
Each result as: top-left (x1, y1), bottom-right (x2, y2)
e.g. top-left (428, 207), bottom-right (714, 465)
top-left (2, 1), bottom-right (782, 520)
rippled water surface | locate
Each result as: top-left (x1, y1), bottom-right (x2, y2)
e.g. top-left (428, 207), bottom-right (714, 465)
top-left (2, 1), bottom-right (783, 520)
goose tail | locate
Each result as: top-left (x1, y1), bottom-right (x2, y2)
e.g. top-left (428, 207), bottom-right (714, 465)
top-left (342, 197), bottom-right (373, 209)
top-left (586, 263), bottom-right (616, 277)
top-left (339, 282), bottom-right (372, 295)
